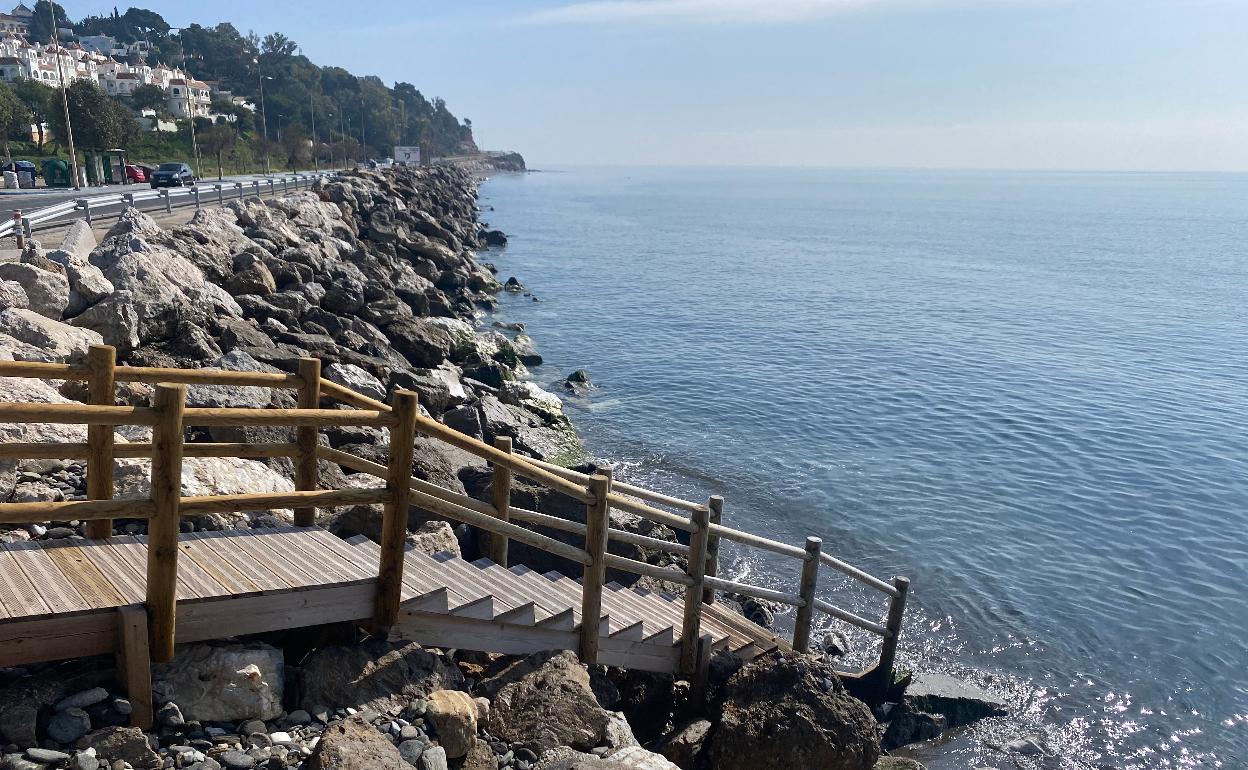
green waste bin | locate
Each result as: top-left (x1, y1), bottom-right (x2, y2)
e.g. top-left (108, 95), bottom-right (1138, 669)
top-left (41, 159), bottom-right (71, 188)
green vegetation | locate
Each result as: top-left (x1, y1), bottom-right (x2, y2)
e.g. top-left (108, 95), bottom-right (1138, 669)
top-left (4, 4), bottom-right (477, 176)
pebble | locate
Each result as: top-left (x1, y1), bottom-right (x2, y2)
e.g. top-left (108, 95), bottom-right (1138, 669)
top-left (47, 707), bottom-right (92, 743)
top-left (267, 732), bottom-right (292, 745)
top-left (399, 725), bottom-right (421, 741)
top-left (418, 746), bottom-right (448, 770)
top-left (398, 739), bottom-right (425, 766)
top-left (25, 748), bottom-right (72, 763)
top-left (285, 710), bottom-right (311, 726)
top-left (111, 698), bottom-right (133, 716)
top-left (218, 750), bottom-right (255, 769)
top-left (240, 721), bottom-right (266, 737)
top-left (54, 687), bottom-right (110, 711)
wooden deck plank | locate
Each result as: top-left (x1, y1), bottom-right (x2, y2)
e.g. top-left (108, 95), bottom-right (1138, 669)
top-left (80, 541), bottom-right (146, 603)
top-left (179, 534), bottom-right (264, 595)
top-left (342, 536), bottom-right (468, 607)
top-left (236, 530), bottom-right (323, 588)
top-left (507, 565), bottom-right (584, 624)
top-left (603, 581), bottom-right (685, 641)
top-left (0, 548), bottom-right (52, 618)
top-left (2, 542), bottom-right (92, 613)
top-left (107, 535), bottom-right (220, 601)
top-left (184, 531), bottom-right (287, 591)
top-left (540, 572), bottom-right (625, 634)
top-left (419, 551), bottom-right (516, 612)
top-left (299, 528), bottom-right (383, 582)
top-left (259, 528), bottom-right (357, 584)
top-left (206, 531), bottom-right (299, 591)
top-left (41, 542), bottom-right (128, 609)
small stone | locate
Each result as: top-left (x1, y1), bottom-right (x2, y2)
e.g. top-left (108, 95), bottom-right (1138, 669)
top-left (47, 707), bottom-right (93, 744)
top-left (266, 732), bottom-right (291, 745)
top-left (418, 745), bottom-right (447, 770)
top-left (398, 739), bottom-right (424, 766)
top-left (25, 748), bottom-right (72, 763)
top-left (157, 701), bottom-right (185, 727)
top-left (219, 749), bottom-right (256, 769)
top-left (111, 698), bottom-right (133, 716)
top-left (54, 687), bottom-right (110, 711)
top-left (239, 721), bottom-right (266, 738)
top-left (399, 725), bottom-right (420, 741)
top-left (284, 710), bottom-right (311, 726)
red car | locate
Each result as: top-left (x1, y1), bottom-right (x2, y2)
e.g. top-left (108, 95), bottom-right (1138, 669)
top-left (125, 164), bottom-right (150, 183)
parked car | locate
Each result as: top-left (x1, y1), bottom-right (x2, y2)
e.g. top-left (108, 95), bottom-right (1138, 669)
top-left (1, 160), bottom-right (38, 177)
top-left (125, 164), bottom-right (148, 183)
top-left (149, 162), bottom-right (195, 188)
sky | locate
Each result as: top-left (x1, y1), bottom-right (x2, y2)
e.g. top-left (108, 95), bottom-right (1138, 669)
top-left (59, 0), bottom-right (1248, 171)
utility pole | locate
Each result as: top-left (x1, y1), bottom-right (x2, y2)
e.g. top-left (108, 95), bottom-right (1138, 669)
top-left (188, 96), bottom-right (202, 179)
top-left (53, 40), bottom-right (79, 189)
top-left (359, 92), bottom-right (366, 159)
top-left (254, 57), bottom-right (270, 175)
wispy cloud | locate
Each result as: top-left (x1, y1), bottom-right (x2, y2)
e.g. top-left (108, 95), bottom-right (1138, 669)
top-left (523, 0), bottom-right (1059, 25)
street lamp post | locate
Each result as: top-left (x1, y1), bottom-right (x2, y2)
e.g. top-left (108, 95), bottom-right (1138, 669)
top-left (309, 92), bottom-right (318, 172)
top-left (254, 57), bottom-right (270, 175)
top-left (52, 42), bottom-right (79, 189)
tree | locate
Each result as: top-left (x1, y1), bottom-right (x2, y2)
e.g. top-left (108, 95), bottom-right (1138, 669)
top-left (261, 32), bottom-right (297, 58)
top-left (47, 80), bottom-right (137, 150)
top-left (11, 79), bottom-right (53, 151)
top-left (0, 83), bottom-right (29, 166)
top-left (199, 122), bottom-right (237, 179)
top-left (29, 1), bottom-right (68, 44)
top-left (129, 83), bottom-right (166, 115)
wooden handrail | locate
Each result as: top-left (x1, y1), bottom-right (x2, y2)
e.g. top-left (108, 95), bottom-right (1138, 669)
top-left (0, 442), bottom-right (301, 460)
top-left (182, 407), bottom-right (396, 428)
top-left (319, 377), bottom-right (596, 505)
top-left (0, 498), bottom-right (157, 523)
top-left (814, 597), bottom-right (892, 638)
top-left (178, 488), bottom-right (392, 515)
top-left (0, 402), bottom-right (160, 425)
top-left (0, 359), bottom-right (305, 388)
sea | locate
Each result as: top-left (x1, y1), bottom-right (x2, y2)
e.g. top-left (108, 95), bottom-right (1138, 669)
top-left (476, 166), bottom-right (1248, 769)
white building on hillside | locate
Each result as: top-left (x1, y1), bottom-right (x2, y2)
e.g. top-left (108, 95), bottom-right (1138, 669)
top-left (167, 78), bottom-right (212, 118)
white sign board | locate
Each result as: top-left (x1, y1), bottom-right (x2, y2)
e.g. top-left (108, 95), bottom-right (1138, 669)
top-left (395, 146), bottom-right (421, 166)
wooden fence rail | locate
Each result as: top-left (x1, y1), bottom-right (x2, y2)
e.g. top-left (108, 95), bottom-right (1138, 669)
top-left (0, 347), bottom-right (910, 701)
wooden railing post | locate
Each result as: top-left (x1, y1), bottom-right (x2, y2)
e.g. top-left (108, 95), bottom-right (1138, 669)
top-left (680, 503), bottom-right (711, 673)
top-left (293, 358), bottom-right (322, 526)
top-left (145, 383), bottom-right (186, 663)
top-left (792, 536), bottom-right (822, 653)
top-left (579, 470), bottom-right (612, 664)
top-left (874, 575), bottom-right (910, 691)
top-left (701, 495), bottom-right (723, 604)
top-left (488, 436), bottom-right (513, 566)
top-left (84, 344), bottom-right (117, 539)
top-left (373, 389), bottom-right (419, 630)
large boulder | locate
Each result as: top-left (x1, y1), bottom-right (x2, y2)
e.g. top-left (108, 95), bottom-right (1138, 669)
top-left (325, 362), bottom-right (387, 402)
top-left (114, 455), bottom-right (295, 528)
top-left (296, 640), bottom-right (465, 714)
top-left (898, 673), bottom-right (1008, 729)
top-left (534, 747), bottom-right (679, 770)
top-left (484, 651), bottom-right (621, 756)
top-left (425, 689), bottom-right (477, 758)
top-left (1, 308), bottom-right (103, 361)
top-left (0, 279), bottom-right (28, 311)
top-left (185, 350), bottom-right (280, 409)
top-left (707, 653), bottom-right (880, 770)
top-left (384, 317), bottom-right (455, 368)
top-left (152, 642), bottom-right (284, 722)
top-left (0, 261), bottom-right (68, 319)
top-left (308, 714), bottom-right (406, 770)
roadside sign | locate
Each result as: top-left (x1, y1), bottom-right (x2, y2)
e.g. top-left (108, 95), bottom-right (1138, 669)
top-left (395, 146), bottom-right (421, 166)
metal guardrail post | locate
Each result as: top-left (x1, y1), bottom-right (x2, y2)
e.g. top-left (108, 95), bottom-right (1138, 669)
top-left (215, 184), bottom-right (224, 205)
top-left (12, 211), bottom-right (23, 248)
top-left (122, 193), bottom-right (134, 212)
top-left (160, 190), bottom-right (171, 214)
top-left (193, 186), bottom-right (201, 209)
top-left (252, 180), bottom-right (261, 198)
top-left (281, 177), bottom-right (288, 195)
top-left (267, 179), bottom-right (275, 197)
top-left (21, 215), bottom-right (32, 243)
top-left (76, 199), bottom-right (92, 226)
top-left (235, 182), bottom-right (244, 201)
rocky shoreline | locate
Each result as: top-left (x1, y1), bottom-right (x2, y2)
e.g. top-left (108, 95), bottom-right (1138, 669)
top-left (0, 162), bottom-right (1010, 769)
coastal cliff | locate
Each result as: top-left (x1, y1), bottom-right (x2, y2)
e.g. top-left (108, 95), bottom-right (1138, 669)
top-left (0, 161), bottom-right (926, 770)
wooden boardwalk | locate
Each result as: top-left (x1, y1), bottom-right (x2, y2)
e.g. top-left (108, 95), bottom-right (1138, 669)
top-left (0, 347), bottom-right (907, 730)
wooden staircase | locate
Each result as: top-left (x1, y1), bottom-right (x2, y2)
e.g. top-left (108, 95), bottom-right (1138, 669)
top-left (341, 536), bottom-right (788, 674)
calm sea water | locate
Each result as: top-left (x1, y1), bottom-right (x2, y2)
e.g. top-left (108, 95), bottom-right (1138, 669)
top-left (477, 167), bottom-right (1248, 769)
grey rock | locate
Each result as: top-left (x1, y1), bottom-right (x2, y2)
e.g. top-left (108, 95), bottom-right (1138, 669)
top-left (902, 673), bottom-right (1008, 729)
top-left (324, 362), bottom-right (387, 402)
top-left (24, 748), bottom-right (71, 763)
top-left (397, 740), bottom-right (424, 766)
top-left (46, 707), bottom-right (92, 744)
top-left (54, 687), bottom-right (110, 711)
top-left (417, 746), bottom-right (447, 770)
top-left (0, 279), bottom-right (29, 311)
top-left (219, 751), bottom-right (255, 769)
top-left (0, 262), bottom-right (69, 319)
top-left (297, 640), bottom-right (464, 716)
